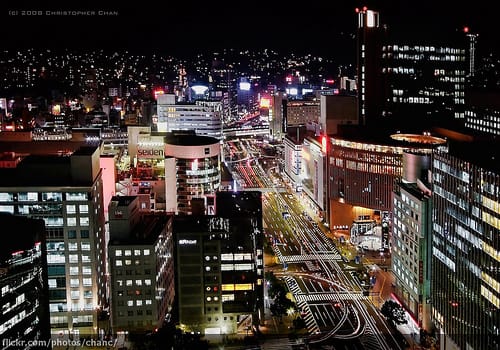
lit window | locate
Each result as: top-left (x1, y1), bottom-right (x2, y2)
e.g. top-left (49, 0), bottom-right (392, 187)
top-left (67, 217), bottom-right (77, 226)
top-left (116, 250), bottom-right (122, 257)
top-left (79, 217), bottom-right (89, 226)
top-left (143, 249), bottom-right (150, 256)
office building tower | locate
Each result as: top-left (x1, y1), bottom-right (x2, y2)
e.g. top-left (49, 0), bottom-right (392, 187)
top-left (392, 151), bottom-right (433, 331)
top-left (356, 7), bottom-right (385, 127)
top-left (431, 139), bottom-right (499, 350)
top-left (270, 91), bottom-right (286, 140)
top-left (156, 94), bottom-right (223, 140)
top-left (174, 191), bottom-right (264, 337)
top-left (356, 7), bottom-right (467, 131)
top-left (108, 196), bottom-right (174, 333)
top-left (381, 43), bottom-right (466, 130)
top-left (0, 146), bottom-right (106, 336)
top-left (0, 214), bottom-right (51, 348)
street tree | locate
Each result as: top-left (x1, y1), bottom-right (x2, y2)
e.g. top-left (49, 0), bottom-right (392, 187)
top-left (381, 300), bottom-right (408, 326)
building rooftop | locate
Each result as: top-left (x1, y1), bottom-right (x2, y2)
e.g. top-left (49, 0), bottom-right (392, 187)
top-left (0, 146), bottom-right (99, 187)
top-left (447, 139), bottom-right (500, 174)
top-left (0, 213), bottom-right (45, 263)
top-left (164, 133), bottom-right (219, 146)
top-left (109, 214), bottom-right (170, 245)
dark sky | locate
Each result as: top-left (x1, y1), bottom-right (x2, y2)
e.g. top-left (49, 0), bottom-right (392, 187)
top-left (1, 1), bottom-right (499, 56)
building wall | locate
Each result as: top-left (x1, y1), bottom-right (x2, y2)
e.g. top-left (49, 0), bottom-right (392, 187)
top-left (328, 138), bottom-right (403, 212)
top-left (0, 150), bottom-right (106, 336)
top-left (320, 95), bottom-right (357, 135)
top-left (174, 214), bottom-right (264, 336)
top-left (431, 148), bottom-right (499, 350)
top-left (286, 99), bottom-right (320, 127)
top-left (393, 182), bottom-right (432, 331)
top-left (157, 96), bottom-right (223, 140)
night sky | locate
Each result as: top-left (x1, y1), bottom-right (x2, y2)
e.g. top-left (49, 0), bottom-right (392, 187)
top-left (1, 1), bottom-right (499, 57)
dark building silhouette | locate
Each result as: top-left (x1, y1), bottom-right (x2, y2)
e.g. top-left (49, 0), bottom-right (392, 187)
top-left (356, 7), bottom-right (467, 132)
top-left (0, 213), bottom-right (50, 348)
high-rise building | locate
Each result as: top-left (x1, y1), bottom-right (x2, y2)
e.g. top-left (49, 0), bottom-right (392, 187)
top-left (0, 146), bottom-right (106, 337)
top-left (107, 196), bottom-right (174, 333)
top-left (381, 43), bottom-right (466, 130)
top-left (392, 151), bottom-right (433, 332)
top-left (431, 139), bottom-right (499, 350)
top-left (356, 7), bottom-right (467, 132)
top-left (0, 214), bottom-right (51, 348)
top-left (173, 191), bottom-right (264, 338)
top-left (356, 7), bottom-right (385, 127)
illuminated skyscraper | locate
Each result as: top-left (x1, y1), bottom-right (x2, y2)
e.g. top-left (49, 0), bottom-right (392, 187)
top-left (356, 7), bottom-right (467, 131)
top-left (0, 147), bottom-right (107, 337)
top-left (431, 139), bottom-right (499, 350)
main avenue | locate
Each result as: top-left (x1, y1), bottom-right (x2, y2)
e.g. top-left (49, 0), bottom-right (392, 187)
top-left (225, 136), bottom-right (405, 350)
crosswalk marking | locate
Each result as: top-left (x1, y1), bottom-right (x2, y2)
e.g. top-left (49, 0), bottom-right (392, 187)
top-left (294, 292), bottom-right (367, 303)
top-left (280, 253), bottom-right (342, 262)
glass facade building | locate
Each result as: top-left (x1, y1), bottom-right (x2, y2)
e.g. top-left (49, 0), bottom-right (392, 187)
top-left (431, 143), bottom-right (499, 350)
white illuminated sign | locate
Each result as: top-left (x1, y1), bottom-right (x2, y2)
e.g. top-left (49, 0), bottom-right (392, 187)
top-left (179, 239), bottom-right (197, 245)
